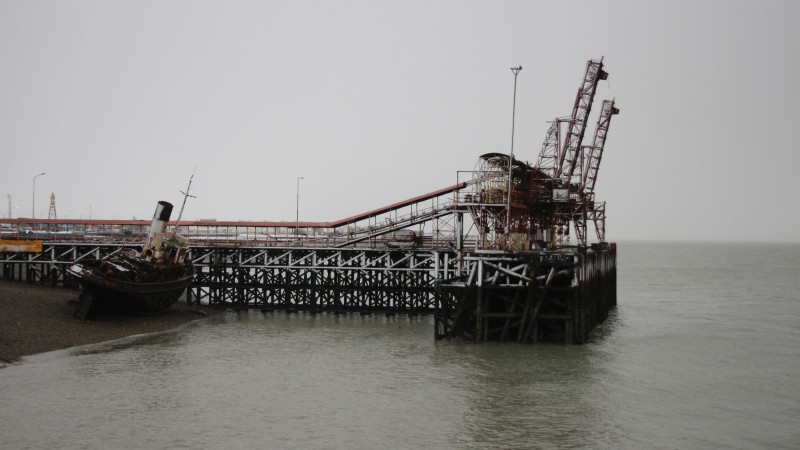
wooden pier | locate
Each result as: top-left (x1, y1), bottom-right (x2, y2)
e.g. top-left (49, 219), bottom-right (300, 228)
top-left (435, 244), bottom-right (616, 344)
top-left (1, 241), bottom-right (615, 344)
top-left (0, 58), bottom-right (622, 343)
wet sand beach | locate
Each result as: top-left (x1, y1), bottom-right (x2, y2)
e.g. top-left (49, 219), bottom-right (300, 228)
top-left (0, 280), bottom-right (219, 364)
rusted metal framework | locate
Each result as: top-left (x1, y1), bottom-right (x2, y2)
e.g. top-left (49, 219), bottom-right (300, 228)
top-left (0, 241), bottom-right (616, 344)
top-left (431, 58), bottom-right (621, 343)
top-left (458, 58), bottom-right (619, 250)
top-left (435, 246), bottom-right (616, 344)
top-left (583, 99), bottom-right (618, 194)
top-left (556, 59), bottom-right (608, 183)
top-left (3, 59), bottom-right (618, 253)
top-left (543, 58), bottom-right (617, 247)
top-left (0, 243), bottom-right (130, 285)
top-left (47, 193), bottom-right (57, 220)
top-left (0, 242), bottom-right (460, 313)
top-left (0, 58), bottom-right (620, 344)
top-left (580, 99), bottom-right (619, 242)
top-left (188, 247), bottom-right (460, 311)
top-left (0, 183), bottom-right (465, 249)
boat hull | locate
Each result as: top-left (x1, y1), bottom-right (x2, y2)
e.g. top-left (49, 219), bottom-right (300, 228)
top-left (67, 258), bottom-right (194, 317)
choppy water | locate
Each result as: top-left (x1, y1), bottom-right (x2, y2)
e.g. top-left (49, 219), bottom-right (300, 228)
top-left (1, 241), bottom-right (799, 449)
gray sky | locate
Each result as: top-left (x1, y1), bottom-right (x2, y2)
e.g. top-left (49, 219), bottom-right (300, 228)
top-left (2, 0), bottom-right (798, 242)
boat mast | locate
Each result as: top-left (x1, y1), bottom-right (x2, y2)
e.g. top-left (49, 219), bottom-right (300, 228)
top-left (174, 167), bottom-right (197, 228)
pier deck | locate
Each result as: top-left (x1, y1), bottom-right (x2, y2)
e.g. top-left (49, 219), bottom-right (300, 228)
top-left (1, 241), bottom-right (615, 344)
top-left (0, 58), bottom-right (621, 343)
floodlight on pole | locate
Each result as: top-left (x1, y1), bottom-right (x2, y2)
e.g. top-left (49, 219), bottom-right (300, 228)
top-left (296, 176), bottom-right (304, 237)
top-left (32, 172), bottom-right (45, 219)
top-left (507, 66), bottom-right (522, 249)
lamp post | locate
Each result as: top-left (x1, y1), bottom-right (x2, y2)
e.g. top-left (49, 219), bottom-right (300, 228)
top-left (507, 66), bottom-right (522, 249)
top-left (32, 172), bottom-right (45, 220)
top-left (296, 176), bottom-right (304, 237)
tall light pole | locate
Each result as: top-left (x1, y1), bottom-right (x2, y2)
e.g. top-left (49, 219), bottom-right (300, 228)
top-left (32, 172), bottom-right (45, 220)
top-left (7, 194), bottom-right (11, 219)
top-left (295, 176), bottom-right (304, 237)
top-left (507, 66), bottom-right (522, 250)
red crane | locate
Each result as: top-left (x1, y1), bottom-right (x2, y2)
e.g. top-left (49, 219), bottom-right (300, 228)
top-left (463, 58), bottom-right (619, 251)
top-left (536, 58), bottom-right (607, 182)
top-left (575, 98), bottom-right (619, 245)
top-left (533, 58), bottom-right (617, 248)
top-left (582, 99), bottom-right (619, 194)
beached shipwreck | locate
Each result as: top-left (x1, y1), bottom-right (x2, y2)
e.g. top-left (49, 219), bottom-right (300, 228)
top-left (67, 201), bottom-right (193, 318)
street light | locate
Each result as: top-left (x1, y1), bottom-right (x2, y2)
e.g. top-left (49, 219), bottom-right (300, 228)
top-left (32, 172), bottom-right (45, 220)
top-left (507, 66), bottom-right (522, 250)
top-left (296, 176), bottom-right (304, 237)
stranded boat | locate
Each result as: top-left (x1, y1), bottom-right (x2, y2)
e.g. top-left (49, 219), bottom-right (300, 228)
top-left (67, 201), bottom-right (193, 318)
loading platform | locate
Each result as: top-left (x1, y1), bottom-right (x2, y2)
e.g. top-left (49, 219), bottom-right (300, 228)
top-left (0, 240), bottom-right (615, 344)
top-left (1, 58), bottom-right (620, 343)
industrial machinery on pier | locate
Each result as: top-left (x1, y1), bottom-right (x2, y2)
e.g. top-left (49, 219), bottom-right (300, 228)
top-left (3, 59), bottom-right (618, 254)
top-left (460, 58), bottom-right (619, 251)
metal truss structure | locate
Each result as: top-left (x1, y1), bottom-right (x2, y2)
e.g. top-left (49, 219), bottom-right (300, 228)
top-left (1, 243), bottom-right (132, 285)
top-left (535, 58), bottom-right (618, 247)
top-left (436, 246), bottom-right (617, 344)
top-left (455, 57), bottom-right (619, 250)
top-left (0, 183), bottom-right (466, 250)
top-left (0, 58), bottom-right (620, 344)
top-left (0, 240), bottom-right (616, 344)
top-left (188, 246), bottom-right (459, 311)
top-left (0, 242), bottom-right (459, 312)
top-left (556, 59), bottom-right (608, 184)
top-left (3, 59), bottom-right (617, 253)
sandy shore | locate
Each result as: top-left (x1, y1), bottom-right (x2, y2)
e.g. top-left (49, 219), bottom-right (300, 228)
top-left (0, 280), bottom-right (220, 364)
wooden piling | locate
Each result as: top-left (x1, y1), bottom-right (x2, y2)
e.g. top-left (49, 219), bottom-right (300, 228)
top-left (437, 245), bottom-right (616, 344)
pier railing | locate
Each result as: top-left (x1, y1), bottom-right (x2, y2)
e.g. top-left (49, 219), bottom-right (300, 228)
top-left (0, 208), bottom-right (458, 249)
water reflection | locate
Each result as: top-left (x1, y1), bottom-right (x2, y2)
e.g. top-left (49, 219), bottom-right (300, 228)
top-left (4, 242), bottom-right (798, 448)
top-left (430, 337), bottom-right (622, 448)
top-left (1, 302), bottom-right (633, 449)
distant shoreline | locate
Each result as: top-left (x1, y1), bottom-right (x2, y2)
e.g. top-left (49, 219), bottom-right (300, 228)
top-left (0, 281), bottom-right (220, 365)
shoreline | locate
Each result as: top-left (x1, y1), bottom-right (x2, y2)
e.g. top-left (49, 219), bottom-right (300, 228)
top-left (0, 280), bottom-right (221, 365)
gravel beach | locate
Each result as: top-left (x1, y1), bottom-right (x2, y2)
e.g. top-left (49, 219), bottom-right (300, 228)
top-left (0, 280), bottom-right (220, 364)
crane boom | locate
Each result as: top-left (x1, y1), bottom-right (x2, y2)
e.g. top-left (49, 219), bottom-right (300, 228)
top-left (582, 99), bottom-right (620, 193)
top-left (535, 118), bottom-right (565, 178)
top-left (556, 59), bottom-right (607, 181)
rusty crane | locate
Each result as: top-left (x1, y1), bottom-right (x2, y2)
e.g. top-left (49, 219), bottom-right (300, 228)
top-left (460, 57), bottom-right (619, 251)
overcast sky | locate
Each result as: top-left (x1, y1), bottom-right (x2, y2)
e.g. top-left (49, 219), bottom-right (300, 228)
top-left (1, 0), bottom-right (798, 242)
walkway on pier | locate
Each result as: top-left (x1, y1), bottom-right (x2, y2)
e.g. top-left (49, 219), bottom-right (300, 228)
top-left (0, 182), bottom-right (468, 249)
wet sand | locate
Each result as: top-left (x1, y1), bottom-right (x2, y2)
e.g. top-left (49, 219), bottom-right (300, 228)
top-left (0, 280), bottom-right (220, 364)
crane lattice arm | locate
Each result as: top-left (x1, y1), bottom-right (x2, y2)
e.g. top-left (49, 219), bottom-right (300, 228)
top-left (535, 118), bottom-right (564, 178)
top-left (556, 59), bottom-right (607, 182)
top-left (582, 99), bottom-right (620, 194)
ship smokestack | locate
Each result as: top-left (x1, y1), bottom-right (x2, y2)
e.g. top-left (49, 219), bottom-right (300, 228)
top-left (141, 201), bottom-right (173, 260)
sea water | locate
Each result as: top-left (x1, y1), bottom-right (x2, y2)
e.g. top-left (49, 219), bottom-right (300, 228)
top-left (1, 241), bottom-right (798, 449)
